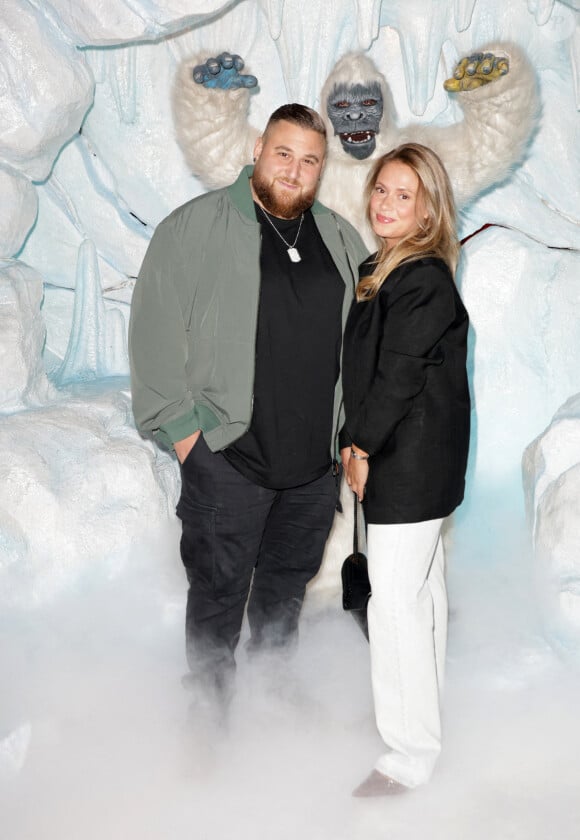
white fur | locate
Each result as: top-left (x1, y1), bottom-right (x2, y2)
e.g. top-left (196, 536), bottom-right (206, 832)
top-left (172, 53), bottom-right (258, 191)
top-left (173, 44), bottom-right (539, 247)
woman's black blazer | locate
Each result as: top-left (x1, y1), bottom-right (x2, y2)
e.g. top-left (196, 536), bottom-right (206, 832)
top-left (341, 255), bottom-right (471, 524)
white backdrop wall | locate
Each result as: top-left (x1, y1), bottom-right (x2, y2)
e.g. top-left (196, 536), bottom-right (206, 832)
top-left (1, 0), bottom-right (579, 646)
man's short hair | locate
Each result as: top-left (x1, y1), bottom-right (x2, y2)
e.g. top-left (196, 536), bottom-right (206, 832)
top-left (264, 103), bottom-right (327, 140)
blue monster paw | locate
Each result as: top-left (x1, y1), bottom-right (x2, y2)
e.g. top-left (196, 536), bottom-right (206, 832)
top-left (192, 53), bottom-right (258, 90)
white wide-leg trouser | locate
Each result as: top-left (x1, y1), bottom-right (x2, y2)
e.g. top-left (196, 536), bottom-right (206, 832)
top-left (366, 517), bottom-right (446, 788)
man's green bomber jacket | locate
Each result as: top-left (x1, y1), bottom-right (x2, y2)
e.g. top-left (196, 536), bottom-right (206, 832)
top-left (128, 165), bottom-right (369, 455)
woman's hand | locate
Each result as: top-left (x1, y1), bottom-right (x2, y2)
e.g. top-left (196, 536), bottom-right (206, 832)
top-left (346, 446), bottom-right (369, 502)
top-left (340, 446), bottom-right (351, 473)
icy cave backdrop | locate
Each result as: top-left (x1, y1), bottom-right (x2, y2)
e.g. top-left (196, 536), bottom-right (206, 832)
top-left (1, 1), bottom-right (580, 835)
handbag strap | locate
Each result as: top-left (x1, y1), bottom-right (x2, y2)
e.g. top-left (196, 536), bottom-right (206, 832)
top-left (352, 491), bottom-right (359, 557)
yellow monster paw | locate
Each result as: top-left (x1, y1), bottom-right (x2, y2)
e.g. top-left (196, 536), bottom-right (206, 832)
top-left (444, 51), bottom-right (509, 92)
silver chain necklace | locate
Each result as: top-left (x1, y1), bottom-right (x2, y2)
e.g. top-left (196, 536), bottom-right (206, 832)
top-left (259, 206), bottom-right (304, 263)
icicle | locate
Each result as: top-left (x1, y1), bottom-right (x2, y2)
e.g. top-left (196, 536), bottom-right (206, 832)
top-left (453, 0), bottom-right (477, 32)
top-left (375, 2), bottom-right (450, 116)
top-left (258, 0), bottom-right (285, 41)
top-left (397, 26), bottom-right (446, 116)
top-left (57, 239), bottom-right (129, 384)
top-left (355, 0), bottom-right (382, 50)
top-left (85, 48), bottom-right (107, 85)
top-left (267, 0), bottom-right (360, 105)
top-left (56, 239), bottom-right (129, 385)
top-left (107, 46), bottom-right (137, 125)
top-left (527, 0), bottom-right (556, 26)
top-left (57, 239), bottom-right (105, 384)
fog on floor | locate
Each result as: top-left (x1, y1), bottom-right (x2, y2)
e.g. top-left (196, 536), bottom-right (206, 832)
top-left (1, 510), bottom-right (579, 840)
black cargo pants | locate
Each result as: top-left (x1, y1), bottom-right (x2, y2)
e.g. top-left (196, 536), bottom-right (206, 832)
top-left (176, 435), bottom-right (337, 696)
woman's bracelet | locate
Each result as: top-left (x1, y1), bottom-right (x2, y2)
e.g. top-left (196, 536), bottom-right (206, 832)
top-left (350, 448), bottom-right (369, 460)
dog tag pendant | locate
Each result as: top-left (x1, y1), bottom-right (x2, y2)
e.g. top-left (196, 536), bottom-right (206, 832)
top-left (287, 247), bottom-right (301, 263)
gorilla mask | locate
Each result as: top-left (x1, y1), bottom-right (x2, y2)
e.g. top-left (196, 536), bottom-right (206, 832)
top-left (326, 81), bottom-right (383, 160)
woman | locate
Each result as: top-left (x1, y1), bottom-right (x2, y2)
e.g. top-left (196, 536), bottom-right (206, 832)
top-left (341, 143), bottom-right (470, 796)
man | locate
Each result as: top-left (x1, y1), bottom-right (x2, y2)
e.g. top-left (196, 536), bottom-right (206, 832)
top-left (129, 104), bottom-right (368, 712)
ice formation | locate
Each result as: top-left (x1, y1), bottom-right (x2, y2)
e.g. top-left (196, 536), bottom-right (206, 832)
top-left (523, 394), bottom-right (580, 656)
top-left (0, 2), bottom-right (579, 664)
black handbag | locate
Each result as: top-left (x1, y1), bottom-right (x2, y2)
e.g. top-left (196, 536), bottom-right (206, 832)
top-left (341, 492), bottom-right (370, 639)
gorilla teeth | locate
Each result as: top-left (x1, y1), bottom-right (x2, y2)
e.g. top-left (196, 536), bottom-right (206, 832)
top-left (341, 131), bottom-right (374, 143)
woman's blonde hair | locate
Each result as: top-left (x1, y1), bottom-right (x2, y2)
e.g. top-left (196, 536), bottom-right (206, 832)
top-left (356, 143), bottom-right (459, 301)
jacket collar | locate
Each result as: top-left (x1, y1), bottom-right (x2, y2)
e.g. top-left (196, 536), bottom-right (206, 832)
top-left (227, 165), bottom-right (330, 220)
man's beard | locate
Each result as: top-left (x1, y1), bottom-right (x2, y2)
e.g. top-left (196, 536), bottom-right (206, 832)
top-left (252, 170), bottom-right (317, 219)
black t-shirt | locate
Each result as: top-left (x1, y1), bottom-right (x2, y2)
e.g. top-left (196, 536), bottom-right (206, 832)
top-left (223, 205), bottom-right (344, 489)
